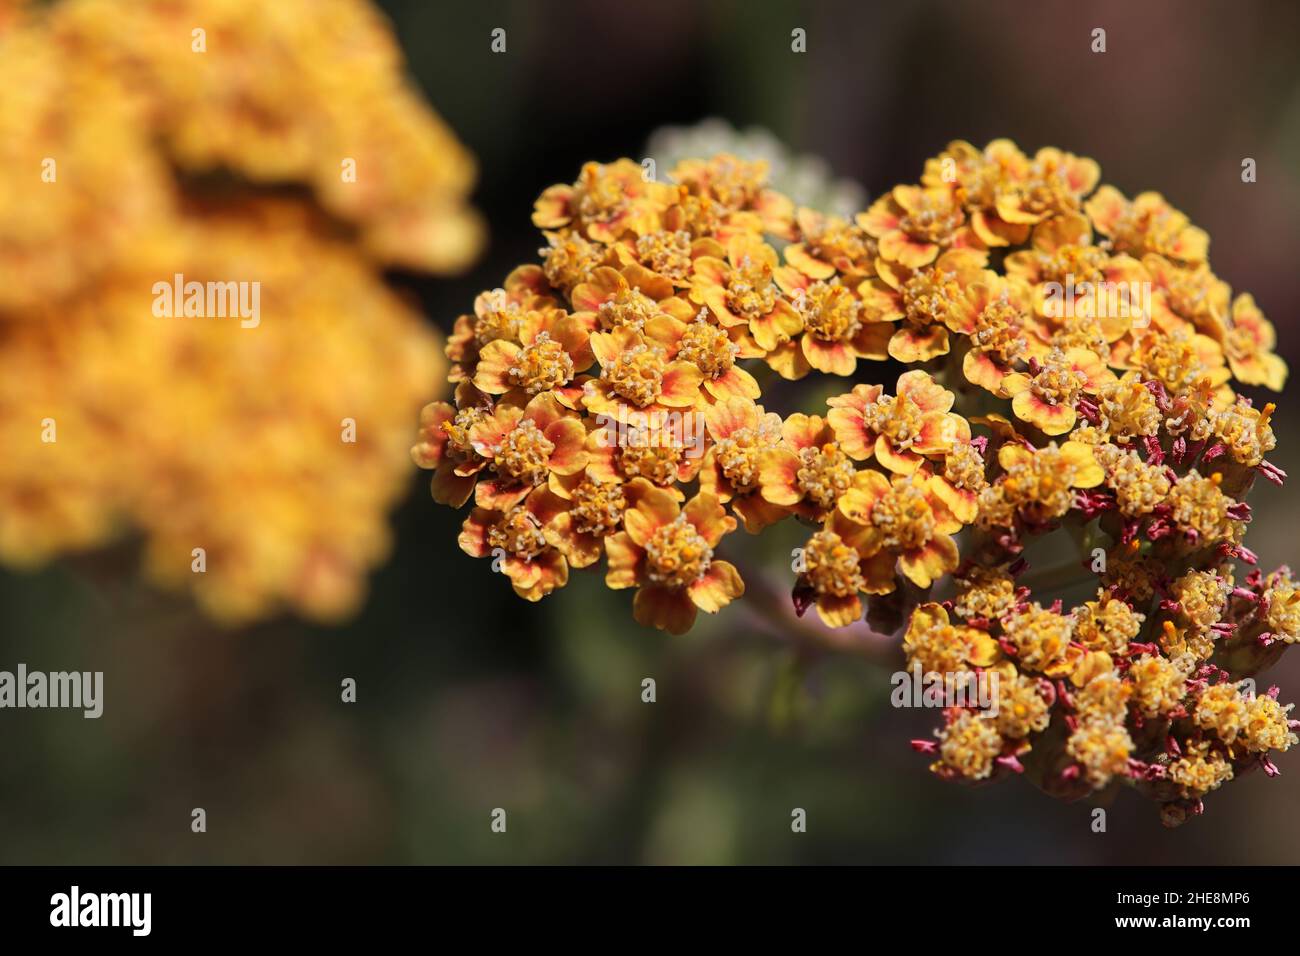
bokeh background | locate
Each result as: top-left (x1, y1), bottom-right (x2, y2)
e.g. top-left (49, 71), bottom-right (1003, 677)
top-left (4, 0), bottom-right (1300, 864)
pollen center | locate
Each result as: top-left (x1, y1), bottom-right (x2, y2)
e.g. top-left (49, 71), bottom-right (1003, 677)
top-left (799, 281), bottom-right (862, 342)
top-left (475, 289), bottom-right (523, 344)
top-left (870, 477), bottom-right (936, 551)
top-left (714, 427), bottom-right (768, 493)
top-left (676, 315), bottom-right (737, 377)
top-left (488, 506), bottom-right (547, 559)
top-left (725, 257), bottom-right (777, 321)
top-left (1040, 244), bottom-right (1107, 287)
top-left (804, 530), bottom-right (865, 597)
top-left (1030, 352), bottom-right (1087, 405)
top-left (796, 442), bottom-right (856, 510)
top-left (510, 332), bottom-right (574, 394)
top-left (603, 343), bottom-right (665, 406)
top-left (636, 230), bottom-right (693, 281)
top-left (644, 515), bottom-right (713, 587)
top-left (496, 418), bottom-right (555, 486)
top-left (599, 286), bottom-right (659, 330)
top-left (943, 442), bottom-right (987, 492)
top-left (861, 394), bottom-right (925, 450)
top-left (619, 444), bottom-right (680, 485)
top-left (902, 267), bottom-right (962, 328)
top-left (973, 297), bottom-right (1027, 361)
top-left (444, 406), bottom-right (489, 458)
top-left (570, 478), bottom-right (627, 537)
top-left (899, 194), bottom-right (962, 243)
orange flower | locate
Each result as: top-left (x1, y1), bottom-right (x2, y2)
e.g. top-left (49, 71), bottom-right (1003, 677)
top-left (758, 414), bottom-right (860, 521)
top-left (472, 310), bottom-right (595, 408)
top-left (1005, 212), bottom-right (1151, 345)
top-left (836, 471), bottom-right (964, 589)
top-left (467, 392), bottom-right (587, 510)
top-left (928, 438), bottom-right (989, 525)
top-left (669, 154), bottom-right (795, 238)
top-left (1002, 346), bottom-right (1116, 435)
top-left (857, 185), bottom-right (982, 268)
top-left (538, 228), bottom-right (613, 293)
top-left (951, 275), bottom-right (1043, 394)
top-left (992, 146), bottom-right (1099, 226)
top-left (1220, 293), bottom-right (1286, 391)
top-left (688, 234), bottom-right (802, 358)
top-left (605, 488), bottom-right (744, 634)
top-left (784, 207), bottom-right (877, 280)
top-left (1084, 186), bottom-right (1208, 264)
top-left (699, 397), bottom-right (791, 532)
top-left (532, 158), bottom-right (676, 243)
top-left (1116, 327), bottom-right (1230, 399)
top-left (542, 474), bottom-right (654, 569)
top-left (458, 486), bottom-right (569, 601)
top-left (1143, 254), bottom-right (1229, 336)
top-left (641, 309), bottom-right (760, 403)
top-left (922, 139), bottom-right (1033, 246)
top-left (570, 264), bottom-right (678, 332)
top-left (582, 324), bottom-right (705, 422)
top-left (411, 382), bottom-right (493, 508)
top-left (978, 440), bottom-right (1104, 528)
top-left (447, 265), bottom-right (556, 382)
top-left (774, 269), bottom-right (891, 377)
top-left (583, 400), bottom-right (707, 501)
top-left (611, 229), bottom-right (723, 292)
top-left (826, 370), bottom-right (969, 474)
top-left (795, 510), bottom-right (896, 627)
top-left (858, 249), bottom-right (987, 362)
top-left (903, 602), bottom-right (1001, 673)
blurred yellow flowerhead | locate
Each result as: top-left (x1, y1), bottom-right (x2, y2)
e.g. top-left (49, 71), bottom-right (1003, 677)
top-left (0, 0), bottom-right (483, 623)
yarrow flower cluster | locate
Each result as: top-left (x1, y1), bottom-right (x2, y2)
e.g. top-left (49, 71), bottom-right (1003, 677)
top-left (415, 140), bottom-right (1296, 824)
top-left (0, 0), bottom-right (482, 622)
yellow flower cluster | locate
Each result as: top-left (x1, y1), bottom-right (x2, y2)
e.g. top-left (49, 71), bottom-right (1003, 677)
top-left (0, 0), bottom-right (482, 622)
top-left (418, 140), bottom-right (1295, 823)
